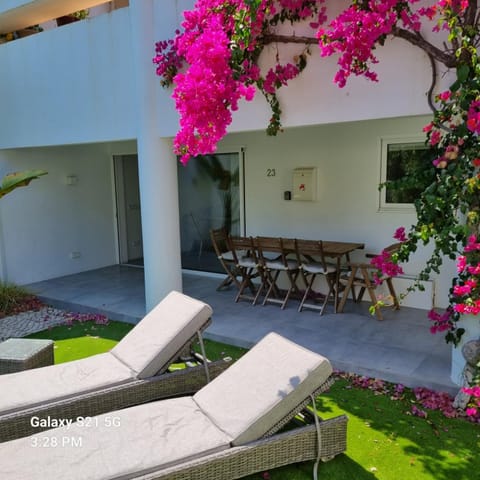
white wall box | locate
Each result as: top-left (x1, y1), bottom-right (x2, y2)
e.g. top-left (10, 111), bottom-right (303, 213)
top-left (292, 167), bottom-right (316, 201)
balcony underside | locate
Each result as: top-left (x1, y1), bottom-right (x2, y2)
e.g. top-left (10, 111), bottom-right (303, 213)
top-left (0, 0), bottom-right (113, 33)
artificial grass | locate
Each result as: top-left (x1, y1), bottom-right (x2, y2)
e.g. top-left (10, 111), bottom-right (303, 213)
top-left (26, 320), bottom-right (134, 364)
top-left (26, 319), bottom-right (248, 364)
top-left (26, 320), bottom-right (479, 480)
top-left (250, 380), bottom-right (478, 480)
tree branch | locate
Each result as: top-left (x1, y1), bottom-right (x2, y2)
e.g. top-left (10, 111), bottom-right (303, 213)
top-left (263, 30), bottom-right (458, 70)
top-left (391, 27), bottom-right (457, 68)
top-left (427, 54), bottom-right (438, 115)
top-left (464, 0), bottom-right (477, 27)
top-left (261, 34), bottom-right (319, 45)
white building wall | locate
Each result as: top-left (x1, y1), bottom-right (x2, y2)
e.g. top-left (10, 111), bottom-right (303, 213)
top-left (0, 0), bottom-right (456, 310)
top-left (0, 142), bottom-right (136, 284)
top-left (0, 7), bottom-right (136, 149)
top-left (0, 1), bottom-right (452, 146)
top-left (155, 0), bottom-right (453, 137)
top-left (218, 116), bottom-right (456, 309)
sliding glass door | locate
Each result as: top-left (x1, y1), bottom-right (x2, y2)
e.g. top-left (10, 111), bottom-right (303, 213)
top-left (177, 151), bottom-right (243, 273)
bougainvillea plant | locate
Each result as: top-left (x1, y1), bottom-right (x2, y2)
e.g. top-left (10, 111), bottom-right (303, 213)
top-left (154, 2), bottom-right (480, 354)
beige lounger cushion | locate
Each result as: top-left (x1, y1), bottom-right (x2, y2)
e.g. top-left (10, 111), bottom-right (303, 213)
top-left (111, 291), bottom-right (213, 379)
top-left (0, 353), bottom-right (133, 416)
top-left (193, 332), bottom-right (332, 446)
top-left (0, 397), bottom-right (230, 480)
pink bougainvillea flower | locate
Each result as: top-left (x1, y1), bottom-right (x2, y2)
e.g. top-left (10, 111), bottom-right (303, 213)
top-left (393, 226), bottom-right (407, 242)
top-left (437, 90), bottom-right (451, 101)
top-left (411, 404), bottom-right (427, 418)
top-left (428, 308), bottom-right (454, 334)
top-left (467, 100), bottom-right (480, 134)
top-left (370, 250), bottom-right (403, 279)
top-left (444, 144), bottom-right (459, 160)
top-left (433, 157), bottom-right (448, 168)
top-left (457, 255), bottom-right (467, 273)
top-left (429, 129), bottom-right (442, 146)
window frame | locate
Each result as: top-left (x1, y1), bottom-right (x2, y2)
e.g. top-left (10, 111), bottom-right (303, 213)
top-left (378, 135), bottom-right (429, 213)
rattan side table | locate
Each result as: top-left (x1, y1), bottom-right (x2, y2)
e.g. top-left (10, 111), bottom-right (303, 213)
top-left (0, 338), bottom-right (54, 374)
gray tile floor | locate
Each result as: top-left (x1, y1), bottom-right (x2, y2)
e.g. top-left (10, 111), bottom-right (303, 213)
top-left (26, 265), bottom-right (459, 395)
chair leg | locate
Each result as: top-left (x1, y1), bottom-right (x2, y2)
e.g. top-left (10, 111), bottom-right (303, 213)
top-left (356, 286), bottom-right (366, 303)
top-left (216, 261), bottom-right (241, 291)
top-left (216, 272), bottom-right (234, 291)
top-left (247, 274), bottom-right (257, 295)
top-left (252, 268), bottom-right (267, 305)
top-left (262, 270), bottom-right (280, 306)
top-left (280, 270), bottom-right (300, 310)
top-left (361, 269), bottom-right (383, 321)
top-left (386, 278), bottom-right (400, 310)
top-left (318, 287), bottom-right (331, 315)
top-left (337, 267), bottom-right (357, 313)
top-left (298, 272), bottom-right (333, 315)
top-left (280, 286), bottom-right (293, 310)
top-left (234, 267), bottom-right (257, 303)
top-left (280, 270), bottom-right (299, 310)
top-left (321, 274), bottom-right (337, 315)
top-left (298, 273), bottom-right (315, 312)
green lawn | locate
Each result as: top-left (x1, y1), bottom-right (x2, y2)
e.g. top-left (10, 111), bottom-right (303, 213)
top-left (27, 320), bottom-right (479, 480)
top-left (27, 319), bottom-right (134, 364)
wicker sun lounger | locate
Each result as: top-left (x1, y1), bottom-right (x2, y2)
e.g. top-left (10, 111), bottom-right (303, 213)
top-left (0, 291), bottom-right (230, 443)
top-left (0, 332), bottom-right (348, 480)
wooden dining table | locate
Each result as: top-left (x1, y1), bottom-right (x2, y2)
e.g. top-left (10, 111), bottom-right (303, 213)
top-left (241, 237), bottom-right (365, 312)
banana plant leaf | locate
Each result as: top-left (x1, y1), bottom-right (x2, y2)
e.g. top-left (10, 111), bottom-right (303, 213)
top-left (0, 170), bottom-right (47, 199)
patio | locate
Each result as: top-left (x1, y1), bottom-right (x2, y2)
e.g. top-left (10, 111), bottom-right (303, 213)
top-left (25, 265), bottom-right (459, 395)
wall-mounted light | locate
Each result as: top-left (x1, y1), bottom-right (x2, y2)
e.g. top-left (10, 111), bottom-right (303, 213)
top-left (66, 174), bottom-right (78, 186)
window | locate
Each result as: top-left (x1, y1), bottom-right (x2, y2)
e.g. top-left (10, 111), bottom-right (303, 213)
top-left (177, 151), bottom-right (244, 273)
top-left (379, 138), bottom-right (436, 211)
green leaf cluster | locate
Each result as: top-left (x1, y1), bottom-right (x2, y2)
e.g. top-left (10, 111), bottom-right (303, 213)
top-left (0, 170), bottom-right (47, 199)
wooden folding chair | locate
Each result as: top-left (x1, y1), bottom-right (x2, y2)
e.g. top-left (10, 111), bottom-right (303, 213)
top-left (209, 228), bottom-right (241, 291)
top-left (255, 237), bottom-right (299, 309)
top-left (338, 243), bottom-right (401, 320)
top-left (229, 236), bottom-right (260, 303)
top-left (295, 239), bottom-right (338, 315)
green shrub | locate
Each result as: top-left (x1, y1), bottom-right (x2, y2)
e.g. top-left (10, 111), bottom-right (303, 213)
top-left (0, 283), bottom-right (41, 317)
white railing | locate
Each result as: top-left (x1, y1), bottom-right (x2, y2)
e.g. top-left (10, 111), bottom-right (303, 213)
top-left (0, 5), bottom-right (136, 149)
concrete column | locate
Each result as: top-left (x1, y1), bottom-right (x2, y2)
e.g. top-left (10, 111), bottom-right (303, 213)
top-left (130, 0), bottom-right (182, 311)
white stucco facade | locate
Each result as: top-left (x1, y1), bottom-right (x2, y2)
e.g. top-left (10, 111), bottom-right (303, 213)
top-left (0, 0), bottom-right (456, 311)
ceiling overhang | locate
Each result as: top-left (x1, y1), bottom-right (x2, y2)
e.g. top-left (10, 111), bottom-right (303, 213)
top-left (0, 0), bottom-right (108, 33)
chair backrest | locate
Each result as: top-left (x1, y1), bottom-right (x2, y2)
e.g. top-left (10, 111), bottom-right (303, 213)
top-left (255, 236), bottom-right (281, 253)
top-left (210, 228), bottom-right (231, 258)
top-left (111, 291), bottom-right (212, 379)
top-left (255, 236), bottom-right (292, 268)
top-left (294, 238), bottom-right (328, 270)
top-left (193, 332), bottom-right (332, 446)
top-left (364, 243), bottom-right (402, 280)
top-left (366, 243), bottom-right (401, 259)
top-left (384, 243), bottom-right (401, 255)
top-left (230, 236), bottom-right (257, 265)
